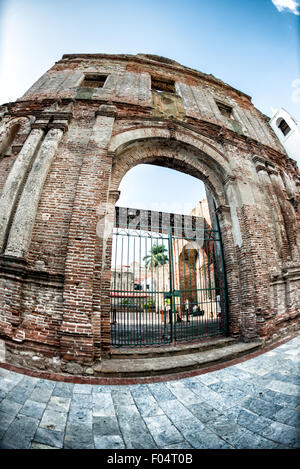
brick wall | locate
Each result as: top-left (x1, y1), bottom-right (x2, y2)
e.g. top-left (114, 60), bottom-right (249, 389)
top-left (0, 53), bottom-right (299, 374)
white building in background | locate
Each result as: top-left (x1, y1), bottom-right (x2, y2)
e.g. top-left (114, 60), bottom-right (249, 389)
top-left (270, 108), bottom-right (300, 168)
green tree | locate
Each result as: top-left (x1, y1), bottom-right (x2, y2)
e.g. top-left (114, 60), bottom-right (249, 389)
top-left (143, 244), bottom-right (168, 270)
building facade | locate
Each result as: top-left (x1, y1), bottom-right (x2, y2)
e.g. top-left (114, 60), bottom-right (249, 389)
top-left (270, 108), bottom-right (300, 169)
top-left (0, 53), bottom-right (299, 375)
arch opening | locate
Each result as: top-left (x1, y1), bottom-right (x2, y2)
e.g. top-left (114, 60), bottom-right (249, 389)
top-left (107, 136), bottom-right (230, 347)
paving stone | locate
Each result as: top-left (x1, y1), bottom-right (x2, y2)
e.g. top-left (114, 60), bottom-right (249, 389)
top-left (144, 415), bottom-right (185, 447)
top-left (172, 416), bottom-right (206, 435)
top-left (0, 398), bottom-right (22, 416)
top-left (37, 380), bottom-right (56, 390)
top-left (187, 401), bottom-right (225, 424)
top-left (115, 406), bottom-right (158, 448)
top-left (162, 441), bottom-right (194, 449)
top-left (39, 409), bottom-right (68, 432)
top-left (91, 385), bottom-right (112, 393)
top-left (73, 383), bottom-right (93, 394)
top-left (208, 381), bottom-right (247, 402)
top-left (148, 382), bottom-right (182, 402)
top-left (0, 415), bottom-right (39, 449)
top-left (241, 396), bottom-right (283, 419)
top-left (6, 385), bottom-right (34, 405)
top-left (46, 396), bottom-right (71, 413)
top-left (254, 387), bottom-right (300, 409)
top-left (181, 426), bottom-right (232, 449)
top-left (264, 372), bottom-right (300, 386)
top-left (93, 416), bottom-right (120, 435)
top-left (29, 386), bottom-right (54, 403)
top-left (64, 422), bottom-right (94, 449)
top-left (158, 399), bottom-right (195, 423)
top-left (187, 372), bottom-right (220, 386)
top-left (115, 403), bottom-right (141, 419)
top-left (33, 427), bottom-right (64, 448)
top-left (94, 434), bottom-right (125, 449)
top-left (235, 361), bottom-right (272, 377)
top-left (69, 405), bottom-right (93, 425)
top-left (221, 374), bottom-right (259, 395)
top-left (111, 388), bottom-right (135, 407)
top-left (260, 420), bottom-right (300, 447)
top-left (119, 429), bottom-right (157, 449)
top-left (0, 410), bottom-right (15, 438)
top-left (181, 377), bottom-right (209, 394)
top-left (52, 382), bottom-right (74, 398)
top-left (129, 384), bottom-right (153, 400)
top-left (0, 378), bottom-right (18, 393)
top-left (20, 399), bottom-right (47, 419)
top-left (187, 385), bottom-right (230, 412)
top-left (165, 381), bottom-right (200, 405)
top-left (92, 392), bottom-right (115, 417)
top-left (237, 409), bottom-right (274, 434)
top-left (0, 369), bottom-right (10, 378)
top-left (3, 372), bottom-right (24, 386)
top-left (233, 428), bottom-right (282, 449)
top-left (204, 415), bottom-right (248, 445)
top-left (265, 379), bottom-right (300, 396)
top-left (31, 442), bottom-right (57, 449)
top-left (274, 407), bottom-right (300, 427)
top-left (17, 377), bottom-right (40, 391)
top-left (133, 395), bottom-right (164, 417)
top-left (72, 393), bottom-right (93, 408)
top-left (0, 389), bottom-right (6, 401)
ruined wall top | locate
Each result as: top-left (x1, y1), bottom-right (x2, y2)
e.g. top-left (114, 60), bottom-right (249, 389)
top-left (12, 53), bottom-right (284, 154)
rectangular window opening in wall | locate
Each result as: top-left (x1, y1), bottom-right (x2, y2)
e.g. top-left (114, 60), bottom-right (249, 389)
top-left (81, 74), bottom-right (108, 88)
top-left (151, 76), bottom-right (175, 93)
top-left (278, 119), bottom-right (291, 137)
top-left (216, 101), bottom-right (233, 119)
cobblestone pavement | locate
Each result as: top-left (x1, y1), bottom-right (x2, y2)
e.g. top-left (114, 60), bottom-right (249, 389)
top-left (0, 335), bottom-right (299, 449)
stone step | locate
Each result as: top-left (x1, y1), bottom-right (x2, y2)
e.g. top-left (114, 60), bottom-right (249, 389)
top-left (110, 336), bottom-right (237, 359)
top-left (100, 340), bottom-right (263, 378)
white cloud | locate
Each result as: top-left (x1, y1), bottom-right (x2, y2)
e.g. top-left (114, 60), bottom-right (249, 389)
top-left (271, 0), bottom-right (300, 15)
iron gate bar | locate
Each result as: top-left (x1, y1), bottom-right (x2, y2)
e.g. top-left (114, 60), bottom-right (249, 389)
top-left (110, 205), bottom-right (228, 347)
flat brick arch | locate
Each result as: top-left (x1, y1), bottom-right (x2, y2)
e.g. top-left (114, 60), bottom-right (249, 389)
top-left (108, 125), bottom-right (235, 205)
top-left (109, 125), bottom-right (231, 170)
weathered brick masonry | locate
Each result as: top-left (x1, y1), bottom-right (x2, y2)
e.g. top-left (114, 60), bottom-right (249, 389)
top-left (0, 53), bottom-right (299, 375)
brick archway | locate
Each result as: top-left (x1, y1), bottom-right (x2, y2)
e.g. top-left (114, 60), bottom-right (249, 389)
top-left (99, 128), bottom-right (248, 350)
top-left (1, 53), bottom-right (298, 374)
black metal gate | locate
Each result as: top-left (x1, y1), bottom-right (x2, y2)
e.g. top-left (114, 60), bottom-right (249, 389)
top-left (110, 203), bottom-right (228, 347)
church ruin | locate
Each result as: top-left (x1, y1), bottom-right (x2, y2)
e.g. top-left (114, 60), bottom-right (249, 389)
top-left (0, 53), bottom-right (299, 376)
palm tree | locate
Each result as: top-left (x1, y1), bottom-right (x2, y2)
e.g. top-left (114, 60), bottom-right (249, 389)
top-left (143, 244), bottom-right (168, 270)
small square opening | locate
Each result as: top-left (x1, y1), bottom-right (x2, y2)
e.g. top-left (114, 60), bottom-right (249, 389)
top-left (151, 76), bottom-right (175, 93)
top-left (217, 102), bottom-right (233, 119)
top-left (81, 74), bottom-right (108, 88)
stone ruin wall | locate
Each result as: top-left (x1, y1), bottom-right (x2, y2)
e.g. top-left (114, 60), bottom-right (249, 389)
top-left (0, 53), bottom-right (299, 375)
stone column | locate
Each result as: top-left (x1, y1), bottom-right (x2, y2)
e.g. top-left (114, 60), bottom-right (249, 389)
top-left (254, 159), bottom-right (284, 257)
top-left (0, 128), bottom-right (44, 252)
top-left (96, 188), bottom-right (120, 357)
top-left (251, 157), bottom-right (282, 335)
top-left (269, 169), bottom-right (298, 261)
top-left (5, 128), bottom-right (64, 258)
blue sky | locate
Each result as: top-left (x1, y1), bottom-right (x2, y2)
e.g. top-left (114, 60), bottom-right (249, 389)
top-left (0, 0), bottom-right (299, 213)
